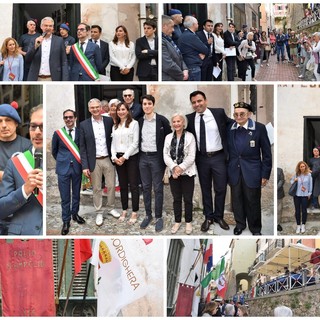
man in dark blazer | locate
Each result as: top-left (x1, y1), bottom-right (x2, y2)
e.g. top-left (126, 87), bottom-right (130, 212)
top-left (138, 95), bottom-right (171, 232)
top-left (80, 98), bottom-right (119, 227)
top-left (69, 23), bottom-right (102, 81)
top-left (162, 15), bottom-right (188, 81)
top-left (177, 16), bottom-right (209, 81)
top-left (186, 90), bottom-right (231, 232)
top-left (224, 22), bottom-right (239, 81)
top-left (26, 17), bottom-right (69, 81)
top-left (122, 88), bottom-right (144, 121)
top-left (0, 105), bottom-right (43, 235)
top-left (90, 24), bottom-right (109, 75)
top-left (52, 109), bottom-right (85, 236)
top-left (227, 102), bottom-right (272, 235)
top-left (196, 19), bottom-right (216, 81)
top-left (135, 20), bottom-right (158, 81)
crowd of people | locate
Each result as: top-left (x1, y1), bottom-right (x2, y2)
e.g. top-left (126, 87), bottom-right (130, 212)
top-left (162, 8), bottom-right (320, 81)
top-left (48, 90), bottom-right (272, 236)
top-left (0, 16), bottom-right (158, 82)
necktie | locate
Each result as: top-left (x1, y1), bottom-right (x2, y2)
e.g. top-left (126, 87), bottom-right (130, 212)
top-left (80, 42), bottom-right (85, 51)
top-left (68, 129), bottom-right (73, 139)
top-left (199, 114), bottom-right (206, 154)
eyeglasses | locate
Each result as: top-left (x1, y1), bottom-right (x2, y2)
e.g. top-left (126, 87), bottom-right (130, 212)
top-left (29, 124), bottom-right (43, 132)
top-left (123, 94), bottom-right (132, 97)
top-left (77, 28), bottom-right (86, 32)
top-left (233, 112), bottom-right (248, 118)
top-left (64, 116), bottom-right (74, 120)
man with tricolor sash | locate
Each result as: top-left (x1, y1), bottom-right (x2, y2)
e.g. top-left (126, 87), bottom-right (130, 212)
top-left (69, 23), bottom-right (102, 81)
top-left (52, 109), bottom-right (85, 235)
top-left (0, 105), bottom-right (43, 235)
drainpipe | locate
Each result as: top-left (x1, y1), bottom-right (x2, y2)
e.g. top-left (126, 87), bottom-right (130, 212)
top-left (139, 3), bottom-right (147, 36)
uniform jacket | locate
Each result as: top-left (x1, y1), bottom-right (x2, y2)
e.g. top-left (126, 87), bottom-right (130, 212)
top-left (26, 34), bottom-right (69, 81)
top-left (227, 118), bottom-right (272, 188)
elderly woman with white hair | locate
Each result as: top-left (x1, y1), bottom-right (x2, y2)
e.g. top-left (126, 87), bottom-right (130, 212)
top-left (163, 113), bottom-right (196, 234)
top-left (312, 32), bottom-right (320, 81)
top-left (238, 31), bottom-right (257, 81)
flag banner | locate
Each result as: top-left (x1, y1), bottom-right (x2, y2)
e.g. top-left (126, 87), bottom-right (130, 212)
top-left (212, 256), bottom-right (225, 280)
top-left (206, 256), bottom-right (213, 273)
top-left (214, 257), bottom-right (227, 298)
top-left (203, 243), bottom-right (212, 264)
top-left (175, 283), bottom-right (195, 316)
top-left (74, 239), bottom-right (92, 275)
top-left (0, 239), bottom-right (55, 316)
top-left (91, 238), bottom-right (147, 316)
top-left (200, 270), bottom-right (212, 288)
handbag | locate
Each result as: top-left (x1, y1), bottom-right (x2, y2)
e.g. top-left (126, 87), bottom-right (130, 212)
top-left (288, 181), bottom-right (298, 196)
top-left (162, 167), bottom-right (170, 185)
top-left (0, 64), bottom-right (4, 81)
top-left (317, 62), bottom-right (320, 74)
top-left (245, 51), bottom-right (253, 59)
top-left (265, 44), bottom-right (271, 51)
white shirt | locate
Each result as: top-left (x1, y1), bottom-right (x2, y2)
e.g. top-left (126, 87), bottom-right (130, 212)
top-left (195, 108), bottom-right (222, 152)
top-left (141, 114), bottom-right (157, 152)
top-left (91, 117), bottom-right (108, 157)
top-left (146, 36), bottom-right (157, 65)
top-left (111, 120), bottom-right (139, 160)
top-left (65, 126), bottom-right (75, 141)
top-left (92, 39), bottom-right (100, 47)
top-left (39, 34), bottom-right (52, 76)
top-left (213, 33), bottom-right (225, 55)
top-left (79, 38), bottom-right (89, 53)
top-left (109, 41), bottom-right (136, 70)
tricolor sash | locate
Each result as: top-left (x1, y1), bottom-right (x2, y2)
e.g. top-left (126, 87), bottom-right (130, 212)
top-left (56, 128), bottom-right (81, 163)
top-left (71, 43), bottom-right (100, 81)
top-left (11, 150), bottom-right (43, 207)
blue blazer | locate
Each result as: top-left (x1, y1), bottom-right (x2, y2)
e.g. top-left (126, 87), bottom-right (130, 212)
top-left (51, 127), bottom-right (82, 176)
top-left (227, 119), bottom-right (272, 188)
top-left (177, 29), bottom-right (209, 68)
top-left (26, 35), bottom-right (69, 81)
top-left (69, 41), bottom-right (102, 81)
top-left (0, 153), bottom-right (42, 235)
top-left (80, 116), bottom-right (113, 172)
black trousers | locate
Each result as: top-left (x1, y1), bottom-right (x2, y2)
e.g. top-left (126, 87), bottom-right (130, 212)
top-left (110, 65), bottom-right (134, 81)
top-left (245, 58), bottom-right (255, 79)
top-left (213, 53), bottom-right (223, 81)
top-left (169, 175), bottom-right (195, 223)
top-left (231, 173), bottom-right (262, 233)
top-left (293, 196), bottom-right (308, 225)
top-left (201, 57), bottom-right (214, 81)
top-left (226, 56), bottom-right (236, 81)
top-left (115, 153), bottom-right (139, 211)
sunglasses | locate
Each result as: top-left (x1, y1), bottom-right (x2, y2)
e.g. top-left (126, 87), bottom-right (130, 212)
top-left (123, 94), bottom-right (132, 97)
top-left (233, 112), bottom-right (248, 118)
top-left (64, 116), bottom-right (74, 120)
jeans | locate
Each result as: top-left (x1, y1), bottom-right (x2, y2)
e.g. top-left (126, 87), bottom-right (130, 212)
top-left (188, 66), bottom-right (201, 81)
top-left (277, 45), bottom-right (285, 61)
top-left (293, 196), bottom-right (308, 225)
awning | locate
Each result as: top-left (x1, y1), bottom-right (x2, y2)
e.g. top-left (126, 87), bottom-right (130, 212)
top-left (254, 243), bottom-right (314, 276)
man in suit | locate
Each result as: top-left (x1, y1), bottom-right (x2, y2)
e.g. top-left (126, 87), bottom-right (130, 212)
top-left (122, 88), bottom-right (143, 120)
top-left (177, 16), bottom-right (209, 81)
top-left (224, 22), bottom-right (239, 81)
top-left (135, 20), bottom-right (158, 81)
top-left (25, 17), bottom-right (69, 81)
top-left (90, 24), bottom-right (109, 75)
top-left (138, 95), bottom-right (171, 232)
top-left (196, 19), bottom-right (216, 81)
top-left (162, 15), bottom-right (188, 81)
top-left (52, 109), bottom-right (85, 235)
top-left (0, 105), bottom-right (43, 235)
top-left (186, 90), bottom-right (231, 232)
top-left (227, 102), bottom-right (272, 235)
top-left (80, 98), bottom-right (120, 227)
top-left (69, 23), bottom-right (102, 81)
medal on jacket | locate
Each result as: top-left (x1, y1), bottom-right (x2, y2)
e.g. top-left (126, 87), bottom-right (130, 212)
top-left (250, 140), bottom-right (255, 147)
top-left (8, 72), bottom-right (16, 81)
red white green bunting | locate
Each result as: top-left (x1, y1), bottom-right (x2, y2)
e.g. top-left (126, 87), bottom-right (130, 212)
top-left (56, 128), bottom-right (81, 163)
top-left (71, 43), bottom-right (100, 81)
top-left (11, 150), bottom-right (43, 206)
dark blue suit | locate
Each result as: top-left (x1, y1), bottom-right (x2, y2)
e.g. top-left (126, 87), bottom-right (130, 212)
top-left (89, 39), bottom-right (109, 75)
top-left (186, 108), bottom-right (231, 221)
top-left (69, 41), bottom-right (102, 81)
top-left (79, 116), bottom-right (113, 172)
top-left (227, 118), bottom-right (272, 233)
top-left (0, 151), bottom-right (43, 235)
top-left (130, 102), bottom-right (144, 121)
top-left (51, 127), bottom-right (82, 223)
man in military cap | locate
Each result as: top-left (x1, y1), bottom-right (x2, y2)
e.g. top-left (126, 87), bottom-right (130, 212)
top-left (227, 102), bottom-right (272, 235)
top-left (168, 8), bottom-right (183, 44)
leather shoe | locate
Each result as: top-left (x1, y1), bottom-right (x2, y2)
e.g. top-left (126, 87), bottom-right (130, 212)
top-left (61, 222), bottom-right (70, 235)
top-left (214, 218), bottom-right (230, 230)
top-left (72, 214), bottom-right (85, 224)
top-left (233, 227), bottom-right (243, 235)
top-left (252, 232), bottom-right (262, 235)
top-left (201, 219), bottom-right (213, 232)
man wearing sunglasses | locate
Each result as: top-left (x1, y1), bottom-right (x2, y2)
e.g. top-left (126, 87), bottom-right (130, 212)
top-left (122, 88), bottom-right (143, 120)
top-left (52, 109), bottom-right (85, 235)
top-left (227, 102), bottom-right (272, 236)
top-left (0, 105), bottom-right (43, 235)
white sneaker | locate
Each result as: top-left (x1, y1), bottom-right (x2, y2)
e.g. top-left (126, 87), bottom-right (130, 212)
top-left (301, 224), bottom-right (306, 233)
top-left (296, 225), bottom-right (301, 234)
top-left (96, 213), bottom-right (103, 226)
top-left (108, 209), bottom-right (120, 218)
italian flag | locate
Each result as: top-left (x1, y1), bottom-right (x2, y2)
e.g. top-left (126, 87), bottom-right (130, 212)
top-left (212, 256), bottom-right (227, 298)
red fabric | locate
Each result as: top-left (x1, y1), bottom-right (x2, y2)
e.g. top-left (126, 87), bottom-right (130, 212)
top-left (310, 250), bottom-right (320, 264)
top-left (217, 282), bottom-right (227, 298)
top-left (204, 244), bottom-right (212, 264)
top-left (175, 283), bottom-right (195, 316)
top-left (142, 239), bottom-right (153, 245)
top-left (0, 239), bottom-right (55, 316)
top-left (74, 239), bottom-right (92, 275)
